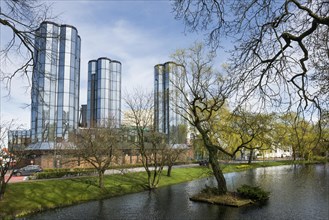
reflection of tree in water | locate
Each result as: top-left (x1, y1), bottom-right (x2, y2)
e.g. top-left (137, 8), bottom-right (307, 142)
top-left (97, 200), bottom-right (105, 218)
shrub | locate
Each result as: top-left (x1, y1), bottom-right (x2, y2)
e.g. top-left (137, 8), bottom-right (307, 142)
top-left (201, 185), bottom-right (220, 195)
top-left (237, 184), bottom-right (270, 201)
top-left (35, 169), bottom-right (97, 179)
top-left (43, 168), bottom-right (71, 173)
top-left (236, 165), bottom-right (250, 169)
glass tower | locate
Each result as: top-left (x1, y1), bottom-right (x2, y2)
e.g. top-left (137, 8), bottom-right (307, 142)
top-left (154, 62), bottom-right (186, 144)
top-left (87, 57), bottom-right (121, 127)
top-left (31, 21), bottom-right (81, 143)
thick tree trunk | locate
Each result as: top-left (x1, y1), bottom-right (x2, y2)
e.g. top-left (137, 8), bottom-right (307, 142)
top-left (292, 147), bottom-right (296, 161)
top-left (248, 149), bottom-right (253, 164)
top-left (0, 176), bottom-right (7, 201)
top-left (144, 163), bottom-right (153, 189)
top-left (167, 165), bottom-right (172, 177)
top-left (148, 171), bottom-right (158, 189)
top-left (151, 170), bottom-right (158, 188)
top-left (198, 125), bottom-right (228, 195)
top-left (208, 147), bottom-right (227, 195)
top-left (98, 170), bottom-right (105, 189)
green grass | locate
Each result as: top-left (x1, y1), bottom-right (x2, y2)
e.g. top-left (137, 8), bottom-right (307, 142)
top-left (221, 159), bottom-right (325, 173)
top-left (0, 167), bottom-right (209, 219)
top-left (0, 160), bottom-right (326, 219)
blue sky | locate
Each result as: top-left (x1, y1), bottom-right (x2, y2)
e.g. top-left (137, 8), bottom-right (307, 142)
top-left (0, 0), bottom-right (227, 129)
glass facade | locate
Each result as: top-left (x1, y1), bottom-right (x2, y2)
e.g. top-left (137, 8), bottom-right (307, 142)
top-left (80, 104), bottom-right (87, 127)
top-left (87, 57), bottom-right (121, 127)
top-left (154, 62), bottom-right (187, 144)
top-left (8, 130), bottom-right (31, 149)
top-left (31, 21), bottom-right (81, 143)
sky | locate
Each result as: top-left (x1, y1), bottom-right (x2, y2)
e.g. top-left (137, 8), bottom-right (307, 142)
top-left (1, 0), bottom-right (228, 130)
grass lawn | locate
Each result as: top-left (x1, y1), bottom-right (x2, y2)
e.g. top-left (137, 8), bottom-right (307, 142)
top-left (0, 166), bottom-right (210, 218)
top-left (0, 160), bottom-right (325, 219)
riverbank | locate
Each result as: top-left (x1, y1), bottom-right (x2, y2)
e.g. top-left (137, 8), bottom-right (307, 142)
top-left (0, 160), bottom-right (326, 219)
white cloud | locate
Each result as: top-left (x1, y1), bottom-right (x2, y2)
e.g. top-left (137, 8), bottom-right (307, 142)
top-left (0, 1), bottom-right (201, 129)
top-left (76, 18), bottom-right (171, 103)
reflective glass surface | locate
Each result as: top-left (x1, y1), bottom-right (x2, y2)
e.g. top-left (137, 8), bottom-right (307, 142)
top-left (31, 22), bottom-right (80, 142)
top-left (87, 58), bottom-right (121, 128)
top-left (154, 62), bottom-right (187, 144)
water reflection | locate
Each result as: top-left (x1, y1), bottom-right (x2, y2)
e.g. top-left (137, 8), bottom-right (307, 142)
top-left (24, 164), bottom-right (328, 220)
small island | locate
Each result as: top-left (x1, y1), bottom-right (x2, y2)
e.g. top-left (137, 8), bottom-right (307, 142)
top-left (190, 185), bottom-right (270, 207)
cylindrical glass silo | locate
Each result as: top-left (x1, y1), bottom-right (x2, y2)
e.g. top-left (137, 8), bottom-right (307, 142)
top-left (87, 57), bottom-right (122, 128)
top-left (31, 21), bottom-right (81, 143)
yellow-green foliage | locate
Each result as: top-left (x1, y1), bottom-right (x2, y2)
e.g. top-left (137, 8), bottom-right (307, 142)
top-left (236, 165), bottom-right (251, 169)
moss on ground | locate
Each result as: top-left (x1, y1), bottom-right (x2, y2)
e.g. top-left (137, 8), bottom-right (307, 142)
top-left (190, 192), bottom-right (253, 207)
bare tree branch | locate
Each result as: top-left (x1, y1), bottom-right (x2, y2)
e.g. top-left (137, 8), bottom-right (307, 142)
top-left (173, 0), bottom-right (329, 114)
top-left (0, 0), bottom-right (53, 94)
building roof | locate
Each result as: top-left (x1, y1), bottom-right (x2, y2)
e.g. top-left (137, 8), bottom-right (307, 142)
top-left (26, 142), bottom-right (75, 151)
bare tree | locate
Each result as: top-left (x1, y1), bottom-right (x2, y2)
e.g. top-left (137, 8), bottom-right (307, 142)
top-left (173, 0), bottom-right (329, 113)
top-left (0, 0), bottom-right (52, 89)
top-left (0, 148), bottom-right (12, 201)
top-left (171, 43), bottom-right (280, 194)
top-left (0, 119), bottom-right (25, 200)
top-left (164, 116), bottom-right (189, 177)
top-left (69, 120), bottom-right (121, 189)
top-left (123, 88), bottom-right (167, 189)
top-left (170, 42), bottom-right (241, 194)
top-left (143, 131), bottom-right (167, 188)
top-left (164, 145), bottom-right (188, 177)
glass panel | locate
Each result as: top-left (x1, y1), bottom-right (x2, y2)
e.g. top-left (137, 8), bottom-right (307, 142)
top-left (71, 29), bottom-right (77, 42)
top-left (59, 52), bottom-right (65, 65)
top-left (65, 39), bottom-right (72, 52)
top-left (46, 38), bottom-right (52, 50)
top-left (64, 53), bottom-right (71, 66)
top-left (64, 66), bottom-right (70, 80)
top-left (44, 64), bottom-right (51, 75)
top-left (101, 59), bottom-right (106, 66)
top-left (65, 28), bottom-right (72, 39)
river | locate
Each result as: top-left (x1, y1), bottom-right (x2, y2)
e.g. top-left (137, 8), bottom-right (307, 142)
top-left (23, 164), bottom-right (328, 220)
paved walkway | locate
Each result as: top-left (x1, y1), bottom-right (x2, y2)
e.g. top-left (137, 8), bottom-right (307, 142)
top-left (5, 164), bottom-right (199, 183)
top-left (105, 164), bottom-right (198, 175)
top-left (4, 175), bottom-right (27, 183)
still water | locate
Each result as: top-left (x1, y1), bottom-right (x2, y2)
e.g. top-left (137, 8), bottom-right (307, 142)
top-left (25, 164), bottom-right (328, 220)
